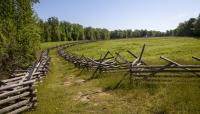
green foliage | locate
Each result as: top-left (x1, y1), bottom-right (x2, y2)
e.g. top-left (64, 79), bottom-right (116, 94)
top-left (84, 27), bottom-right (96, 40)
top-left (167, 14), bottom-right (200, 37)
top-left (16, 24), bottom-right (40, 67)
top-left (110, 29), bottom-right (165, 38)
top-left (0, 0), bottom-right (40, 71)
top-left (39, 19), bottom-right (111, 42)
top-left (47, 17), bottom-right (61, 41)
top-left (193, 15), bottom-right (200, 36)
top-left (71, 24), bottom-right (84, 41)
top-left (38, 13), bottom-right (200, 42)
top-left (0, 32), bottom-right (8, 67)
top-left (175, 18), bottom-right (196, 36)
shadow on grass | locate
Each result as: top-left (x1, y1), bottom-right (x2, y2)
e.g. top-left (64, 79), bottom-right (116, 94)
top-left (89, 71), bottom-right (200, 91)
top-left (193, 37), bottom-right (200, 40)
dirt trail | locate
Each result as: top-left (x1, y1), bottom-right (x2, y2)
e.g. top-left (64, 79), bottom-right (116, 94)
top-left (25, 49), bottom-right (114, 114)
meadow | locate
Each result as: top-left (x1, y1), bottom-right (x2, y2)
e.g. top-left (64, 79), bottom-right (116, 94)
top-left (26, 37), bottom-right (200, 114)
top-left (40, 41), bottom-right (69, 50)
top-left (68, 37), bottom-right (200, 65)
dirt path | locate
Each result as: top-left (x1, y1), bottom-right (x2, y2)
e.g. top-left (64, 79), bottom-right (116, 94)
top-left (25, 49), bottom-right (120, 114)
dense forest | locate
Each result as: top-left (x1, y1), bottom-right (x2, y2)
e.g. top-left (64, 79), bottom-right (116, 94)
top-left (0, 0), bottom-right (200, 72)
top-left (38, 17), bottom-right (165, 41)
top-left (0, 0), bottom-right (40, 72)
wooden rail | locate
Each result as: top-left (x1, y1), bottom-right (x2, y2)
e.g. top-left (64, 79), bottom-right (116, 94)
top-left (193, 56), bottom-right (200, 61)
top-left (0, 49), bottom-right (50, 114)
top-left (58, 42), bottom-right (200, 81)
top-left (0, 41), bottom-right (92, 114)
top-left (3, 41), bottom-right (195, 113)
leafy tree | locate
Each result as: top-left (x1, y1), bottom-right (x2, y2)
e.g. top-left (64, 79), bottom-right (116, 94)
top-left (175, 18), bottom-right (196, 36)
top-left (193, 15), bottom-right (200, 36)
top-left (60, 22), bottom-right (67, 41)
top-left (127, 29), bottom-right (132, 38)
top-left (0, 0), bottom-right (40, 71)
top-left (48, 17), bottom-right (61, 41)
top-left (84, 27), bottom-right (96, 40)
top-left (60, 21), bottom-right (72, 41)
top-left (102, 29), bottom-right (110, 40)
top-left (71, 24), bottom-right (84, 41)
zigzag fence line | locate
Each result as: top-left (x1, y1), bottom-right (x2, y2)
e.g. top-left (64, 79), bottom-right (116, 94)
top-left (1, 41), bottom-right (198, 114)
top-left (58, 42), bottom-right (200, 81)
top-left (0, 46), bottom-right (56, 114)
top-left (0, 41), bottom-right (96, 114)
top-left (0, 49), bottom-right (50, 114)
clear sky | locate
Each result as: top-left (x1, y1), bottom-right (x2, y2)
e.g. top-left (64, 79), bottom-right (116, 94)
top-left (34, 0), bottom-right (200, 32)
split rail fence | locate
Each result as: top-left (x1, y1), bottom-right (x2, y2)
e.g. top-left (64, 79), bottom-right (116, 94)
top-left (0, 42), bottom-right (92, 114)
top-left (58, 42), bottom-right (200, 80)
top-left (0, 49), bottom-right (50, 114)
top-left (1, 41), bottom-right (198, 114)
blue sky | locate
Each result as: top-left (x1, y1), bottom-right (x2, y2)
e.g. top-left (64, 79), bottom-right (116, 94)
top-left (34, 0), bottom-right (200, 32)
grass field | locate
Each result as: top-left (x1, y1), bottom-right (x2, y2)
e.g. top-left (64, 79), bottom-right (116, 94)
top-left (40, 41), bottom-right (69, 50)
top-left (25, 37), bottom-right (200, 114)
top-left (68, 37), bottom-right (200, 65)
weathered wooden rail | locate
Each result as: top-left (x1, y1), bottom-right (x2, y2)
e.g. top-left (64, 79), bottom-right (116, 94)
top-left (0, 41), bottom-right (93, 114)
top-left (58, 42), bottom-right (200, 80)
top-left (0, 49), bottom-right (50, 114)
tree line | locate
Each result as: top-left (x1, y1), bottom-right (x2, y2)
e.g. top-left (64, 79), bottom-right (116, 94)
top-left (38, 17), bottom-right (110, 42)
top-left (39, 15), bottom-right (200, 42)
top-left (166, 14), bottom-right (200, 36)
top-left (110, 30), bottom-right (165, 39)
top-left (39, 14), bottom-right (200, 42)
top-left (38, 17), bottom-right (166, 42)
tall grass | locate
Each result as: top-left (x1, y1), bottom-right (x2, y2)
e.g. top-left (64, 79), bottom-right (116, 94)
top-left (68, 37), bottom-right (200, 65)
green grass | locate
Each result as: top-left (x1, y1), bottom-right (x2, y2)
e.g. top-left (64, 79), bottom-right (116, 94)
top-left (40, 41), bottom-right (69, 50)
top-left (26, 37), bottom-right (200, 114)
top-left (68, 37), bottom-right (200, 65)
top-left (26, 49), bottom-right (80, 114)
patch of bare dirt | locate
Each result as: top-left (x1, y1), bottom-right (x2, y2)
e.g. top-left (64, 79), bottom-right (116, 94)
top-left (74, 79), bottom-right (86, 84)
top-left (74, 88), bottom-right (111, 103)
top-left (64, 81), bottom-right (72, 86)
